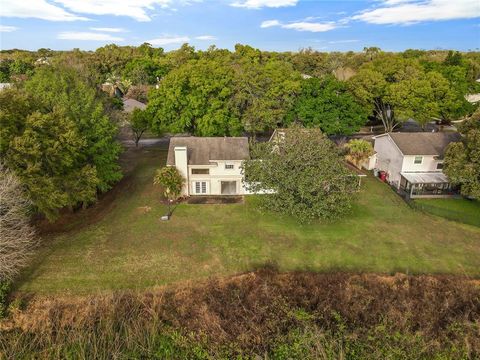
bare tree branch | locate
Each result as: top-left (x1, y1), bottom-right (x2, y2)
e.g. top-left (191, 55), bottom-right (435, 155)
top-left (0, 162), bottom-right (37, 282)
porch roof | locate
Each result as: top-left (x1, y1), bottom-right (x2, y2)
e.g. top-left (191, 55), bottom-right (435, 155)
top-left (400, 172), bottom-right (449, 184)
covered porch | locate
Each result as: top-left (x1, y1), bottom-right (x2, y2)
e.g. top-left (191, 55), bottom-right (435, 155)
top-left (400, 172), bottom-right (459, 199)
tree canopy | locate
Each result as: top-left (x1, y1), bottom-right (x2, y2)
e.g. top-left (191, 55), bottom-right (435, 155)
top-left (2, 45), bottom-right (478, 136)
top-left (287, 76), bottom-right (367, 135)
top-left (128, 108), bottom-right (150, 147)
top-left (148, 58), bottom-right (242, 136)
top-left (0, 66), bottom-right (122, 220)
top-left (243, 127), bottom-right (359, 222)
top-left (444, 110), bottom-right (480, 199)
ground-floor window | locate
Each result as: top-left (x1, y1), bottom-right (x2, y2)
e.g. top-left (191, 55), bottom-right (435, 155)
top-left (194, 181), bottom-right (208, 194)
top-left (221, 181), bottom-right (237, 195)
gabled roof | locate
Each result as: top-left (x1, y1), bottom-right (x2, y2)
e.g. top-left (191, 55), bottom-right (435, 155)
top-left (167, 137), bottom-right (250, 166)
top-left (123, 98), bottom-right (146, 113)
top-left (376, 132), bottom-right (462, 156)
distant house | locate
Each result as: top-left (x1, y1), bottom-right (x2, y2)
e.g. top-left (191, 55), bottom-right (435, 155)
top-left (371, 132), bottom-right (462, 198)
top-left (122, 98), bottom-right (146, 113)
top-left (35, 57), bottom-right (50, 66)
top-left (167, 137), bottom-right (250, 196)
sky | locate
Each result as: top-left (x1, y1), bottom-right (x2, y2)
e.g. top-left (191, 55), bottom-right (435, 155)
top-left (0, 0), bottom-right (479, 52)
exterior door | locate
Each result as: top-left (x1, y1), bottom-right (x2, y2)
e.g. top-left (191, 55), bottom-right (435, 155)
top-left (221, 181), bottom-right (237, 195)
top-left (193, 181), bottom-right (208, 195)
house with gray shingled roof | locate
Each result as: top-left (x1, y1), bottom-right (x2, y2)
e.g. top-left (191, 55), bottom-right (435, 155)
top-left (166, 137), bottom-right (250, 196)
top-left (372, 132), bottom-right (462, 198)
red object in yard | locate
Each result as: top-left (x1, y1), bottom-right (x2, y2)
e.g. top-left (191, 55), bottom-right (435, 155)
top-left (379, 171), bottom-right (387, 182)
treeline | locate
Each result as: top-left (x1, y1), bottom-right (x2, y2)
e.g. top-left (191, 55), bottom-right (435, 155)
top-left (1, 44), bottom-right (479, 220)
top-left (2, 44), bottom-right (480, 136)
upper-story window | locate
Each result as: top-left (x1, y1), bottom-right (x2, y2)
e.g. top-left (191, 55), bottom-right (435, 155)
top-left (225, 164), bottom-right (234, 170)
top-left (414, 156), bottom-right (423, 164)
top-left (436, 162), bottom-right (444, 170)
top-left (192, 168), bottom-right (209, 175)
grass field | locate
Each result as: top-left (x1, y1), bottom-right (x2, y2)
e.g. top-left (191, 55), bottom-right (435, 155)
top-left (16, 146), bottom-right (480, 294)
top-left (413, 198), bottom-right (480, 227)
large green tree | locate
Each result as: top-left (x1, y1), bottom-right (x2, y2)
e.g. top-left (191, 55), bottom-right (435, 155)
top-left (6, 110), bottom-right (99, 218)
top-left (231, 57), bottom-right (301, 134)
top-left (243, 126), bottom-right (359, 222)
top-left (0, 66), bottom-right (122, 219)
top-left (444, 110), bottom-right (480, 199)
top-left (420, 55), bottom-right (476, 123)
top-left (148, 58), bottom-right (242, 136)
top-left (123, 58), bottom-right (166, 85)
top-left (287, 76), bottom-right (367, 135)
top-left (349, 55), bottom-right (424, 132)
top-left (128, 108), bottom-right (150, 147)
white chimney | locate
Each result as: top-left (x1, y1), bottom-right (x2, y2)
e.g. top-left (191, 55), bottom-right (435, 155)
top-left (174, 146), bottom-right (188, 196)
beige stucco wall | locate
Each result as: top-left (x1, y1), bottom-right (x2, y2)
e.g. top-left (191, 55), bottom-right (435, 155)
top-left (401, 155), bottom-right (443, 173)
top-left (374, 135), bottom-right (404, 188)
top-left (188, 160), bottom-right (246, 195)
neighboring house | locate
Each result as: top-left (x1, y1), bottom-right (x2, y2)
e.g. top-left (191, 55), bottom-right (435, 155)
top-left (167, 137), bottom-right (250, 196)
top-left (35, 57), bottom-right (50, 66)
top-left (123, 98), bottom-right (146, 113)
top-left (371, 132), bottom-right (462, 198)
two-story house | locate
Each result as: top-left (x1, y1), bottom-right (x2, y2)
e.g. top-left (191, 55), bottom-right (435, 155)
top-left (372, 132), bottom-right (462, 198)
top-left (166, 137), bottom-right (250, 196)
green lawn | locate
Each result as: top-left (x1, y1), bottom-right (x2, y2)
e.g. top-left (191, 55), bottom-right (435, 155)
top-left (16, 147), bottom-right (480, 294)
top-left (413, 198), bottom-right (480, 227)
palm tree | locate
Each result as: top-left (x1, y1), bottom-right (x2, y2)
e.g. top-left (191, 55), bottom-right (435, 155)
top-left (153, 167), bottom-right (185, 218)
top-left (344, 139), bottom-right (374, 169)
top-left (105, 74), bottom-right (132, 97)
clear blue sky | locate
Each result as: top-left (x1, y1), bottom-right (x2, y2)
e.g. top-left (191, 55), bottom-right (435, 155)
top-left (1, 0), bottom-right (479, 52)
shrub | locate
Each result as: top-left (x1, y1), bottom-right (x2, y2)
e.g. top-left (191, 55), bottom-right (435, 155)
top-left (0, 281), bottom-right (10, 318)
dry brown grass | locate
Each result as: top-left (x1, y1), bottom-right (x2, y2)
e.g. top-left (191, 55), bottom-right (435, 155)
top-left (2, 270), bottom-right (479, 358)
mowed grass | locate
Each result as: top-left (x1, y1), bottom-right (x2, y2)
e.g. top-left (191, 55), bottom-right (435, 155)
top-left (414, 198), bottom-right (480, 227)
top-left (17, 147), bottom-right (480, 294)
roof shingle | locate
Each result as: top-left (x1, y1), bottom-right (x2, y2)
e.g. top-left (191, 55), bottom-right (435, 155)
top-left (167, 137), bottom-right (250, 166)
top-left (387, 132), bottom-right (462, 156)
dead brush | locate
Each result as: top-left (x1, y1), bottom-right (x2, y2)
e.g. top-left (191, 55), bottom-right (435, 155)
top-left (1, 270), bottom-right (479, 359)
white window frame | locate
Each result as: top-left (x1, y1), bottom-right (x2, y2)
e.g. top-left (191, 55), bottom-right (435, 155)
top-left (192, 168), bottom-right (209, 175)
top-left (225, 164), bottom-right (234, 170)
top-left (193, 181), bottom-right (208, 194)
top-left (414, 156), bottom-right (423, 164)
top-left (436, 162), bottom-right (444, 170)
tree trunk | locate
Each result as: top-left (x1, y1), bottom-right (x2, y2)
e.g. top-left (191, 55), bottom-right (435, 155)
top-left (375, 99), bottom-right (396, 133)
